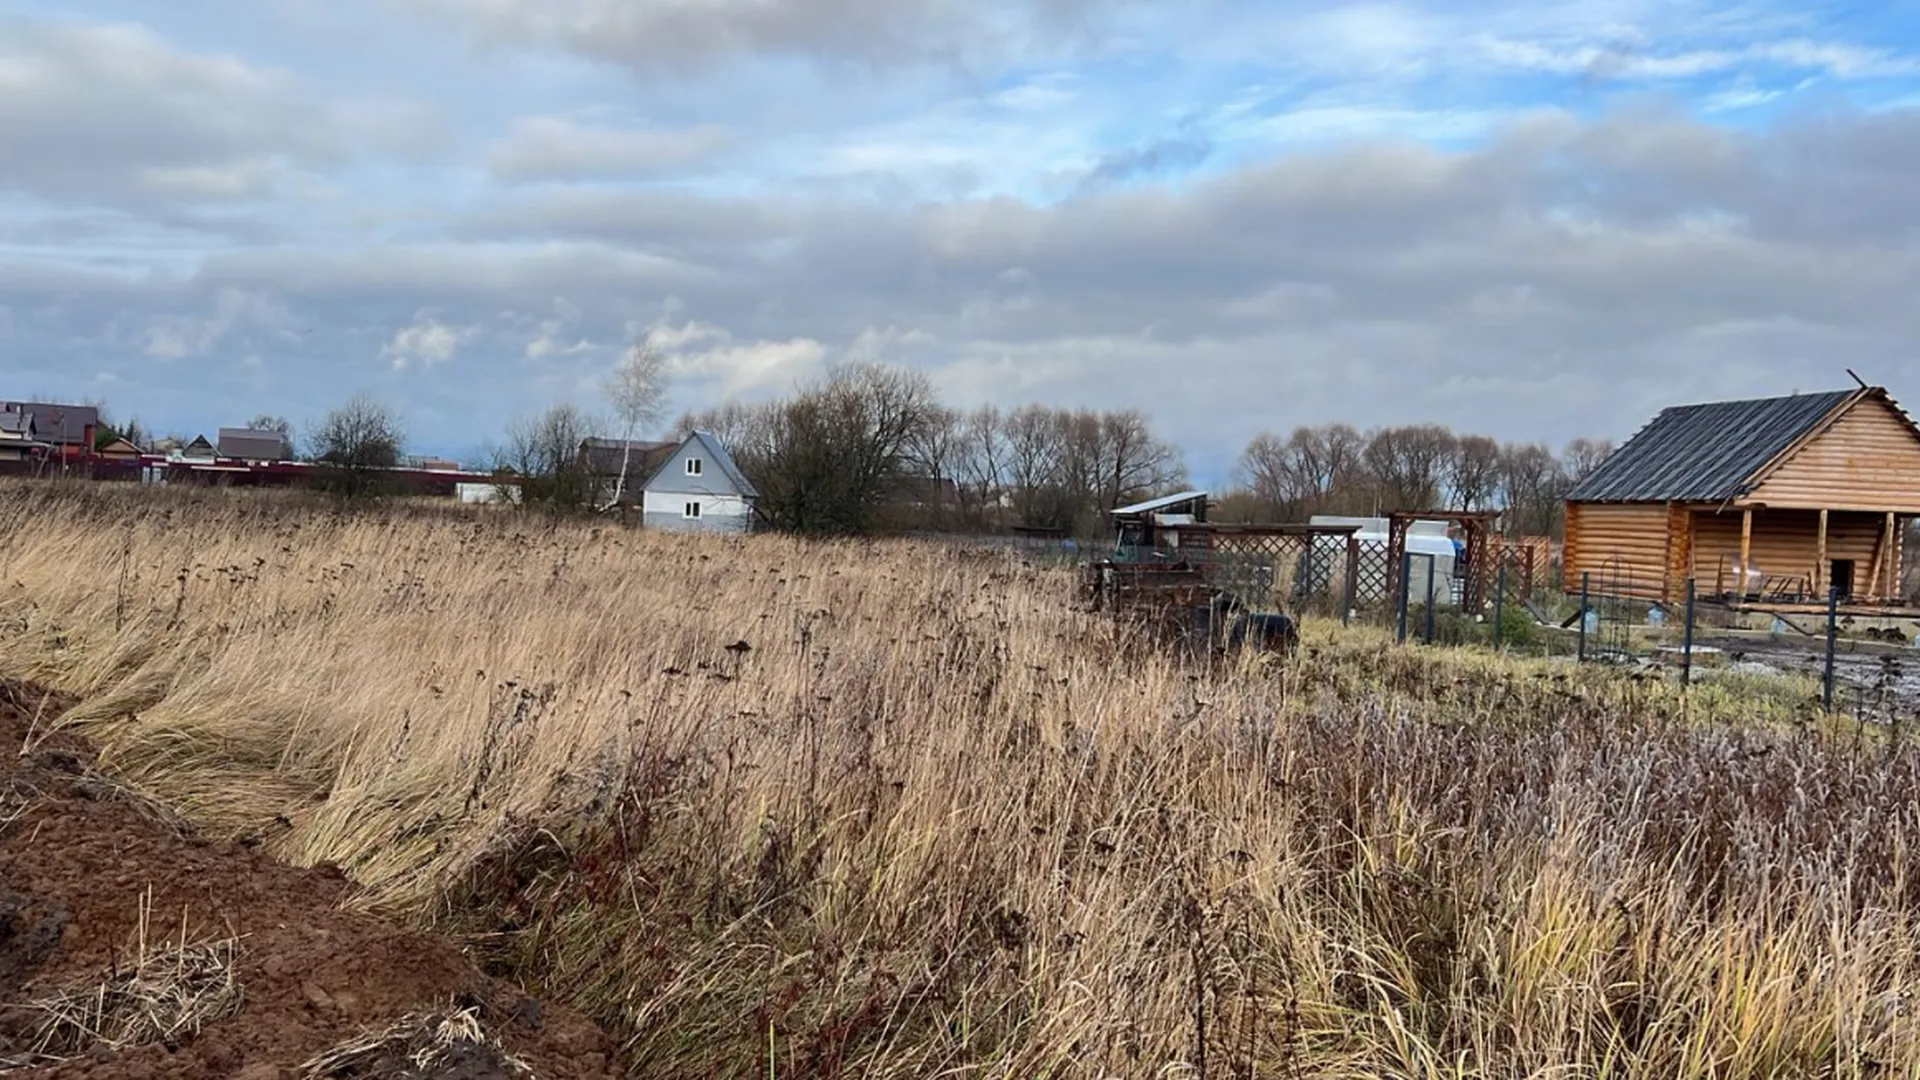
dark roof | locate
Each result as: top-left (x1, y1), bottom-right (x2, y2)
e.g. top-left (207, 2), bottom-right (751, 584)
top-left (579, 437), bottom-right (676, 477)
top-left (217, 427), bottom-right (291, 460)
top-left (1567, 389), bottom-right (1857, 503)
top-left (881, 474), bottom-right (961, 505)
top-left (2, 402), bottom-right (97, 447)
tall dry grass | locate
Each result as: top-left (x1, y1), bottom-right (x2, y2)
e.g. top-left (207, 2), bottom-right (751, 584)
top-left (4, 479), bottom-right (1920, 1078)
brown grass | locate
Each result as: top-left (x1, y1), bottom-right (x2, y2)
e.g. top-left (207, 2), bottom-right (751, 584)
top-left (3, 478), bottom-right (1920, 1077)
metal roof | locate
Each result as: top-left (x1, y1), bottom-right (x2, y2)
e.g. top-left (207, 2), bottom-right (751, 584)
top-left (1, 401), bottom-right (96, 447)
top-left (1567, 389), bottom-right (1856, 503)
top-left (641, 431), bottom-right (760, 500)
top-left (1112, 490), bottom-right (1209, 516)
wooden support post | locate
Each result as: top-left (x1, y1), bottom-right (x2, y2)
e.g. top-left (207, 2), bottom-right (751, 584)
top-left (1739, 508), bottom-right (1754, 601)
top-left (1868, 513), bottom-right (1891, 603)
top-left (1885, 512), bottom-right (1898, 601)
top-left (1816, 509), bottom-right (1828, 603)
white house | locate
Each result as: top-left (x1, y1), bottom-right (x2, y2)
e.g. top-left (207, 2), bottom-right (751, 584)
top-left (640, 430), bottom-right (759, 533)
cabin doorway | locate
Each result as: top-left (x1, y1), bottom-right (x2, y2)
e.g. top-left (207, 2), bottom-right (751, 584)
top-left (1830, 559), bottom-right (1856, 602)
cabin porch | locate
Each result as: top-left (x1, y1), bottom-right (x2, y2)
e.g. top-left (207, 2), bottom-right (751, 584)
top-left (1688, 506), bottom-right (1909, 607)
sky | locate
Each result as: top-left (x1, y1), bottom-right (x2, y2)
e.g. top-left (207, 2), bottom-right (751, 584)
top-left (4, 1), bottom-right (1920, 482)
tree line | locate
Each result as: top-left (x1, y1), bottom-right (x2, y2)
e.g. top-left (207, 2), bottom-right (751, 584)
top-left (73, 355), bottom-right (1615, 540)
top-left (1228, 424), bottom-right (1612, 537)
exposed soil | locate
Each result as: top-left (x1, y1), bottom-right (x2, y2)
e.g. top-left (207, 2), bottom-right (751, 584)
top-left (0, 681), bottom-right (622, 1079)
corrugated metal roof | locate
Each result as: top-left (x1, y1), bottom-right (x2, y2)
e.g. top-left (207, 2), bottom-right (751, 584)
top-left (1567, 389), bottom-right (1856, 503)
top-left (1112, 490), bottom-right (1209, 516)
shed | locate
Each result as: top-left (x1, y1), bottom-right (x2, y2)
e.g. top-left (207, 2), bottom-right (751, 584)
top-left (1564, 384), bottom-right (1920, 607)
top-left (1111, 491), bottom-right (1209, 557)
top-left (639, 431), bottom-right (759, 533)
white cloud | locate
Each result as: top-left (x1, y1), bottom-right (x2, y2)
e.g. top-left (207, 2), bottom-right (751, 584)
top-left (141, 287), bottom-right (292, 359)
top-left (487, 116), bottom-right (734, 181)
top-left (382, 311), bottom-right (475, 370)
top-left (647, 318), bottom-right (828, 397)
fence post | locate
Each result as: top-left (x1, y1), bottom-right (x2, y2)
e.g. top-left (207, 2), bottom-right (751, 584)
top-left (1423, 553), bottom-right (1436, 644)
top-left (1682, 577), bottom-right (1696, 689)
top-left (1577, 571), bottom-right (1591, 663)
top-left (1396, 550), bottom-right (1412, 644)
top-left (1493, 560), bottom-right (1507, 651)
top-left (1823, 585), bottom-right (1840, 712)
top-left (1342, 536), bottom-right (1357, 628)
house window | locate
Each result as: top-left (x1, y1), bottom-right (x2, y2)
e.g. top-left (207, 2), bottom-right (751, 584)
top-left (686, 457), bottom-right (703, 476)
top-left (684, 501), bottom-right (702, 519)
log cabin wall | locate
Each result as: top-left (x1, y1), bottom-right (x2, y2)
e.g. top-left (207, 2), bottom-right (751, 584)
top-left (1561, 502), bottom-right (1671, 600)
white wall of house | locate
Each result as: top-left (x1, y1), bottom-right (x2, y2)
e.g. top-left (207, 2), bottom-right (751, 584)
top-left (643, 490), bottom-right (754, 532)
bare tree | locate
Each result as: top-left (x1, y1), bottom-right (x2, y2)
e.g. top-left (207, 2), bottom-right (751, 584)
top-left (309, 393), bottom-right (405, 497)
top-left (954, 405), bottom-right (1007, 528)
top-left (498, 403), bottom-right (599, 515)
top-left (1362, 424), bottom-right (1458, 511)
top-left (249, 414), bottom-right (293, 436)
top-left (703, 361), bottom-right (940, 534)
top-left (1097, 408), bottom-right (1186, 512)
top-left (1562, 437), bottom-right (1615, 484)
top-left (1002, 404), bottom-right (1066, 529)
top-left (1498, 442), bottom-right (1569, 538)
top-left (602, 341), bottom-right (670, 509)
top-left (1448, 434), bottom-right (1504, 511)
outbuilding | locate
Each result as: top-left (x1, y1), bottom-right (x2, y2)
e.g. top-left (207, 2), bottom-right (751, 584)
top-left (1563, 383), bottom-right (1920, 609)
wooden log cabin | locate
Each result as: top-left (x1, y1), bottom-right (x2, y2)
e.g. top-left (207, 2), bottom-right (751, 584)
top-left (1563, 384), bottom-right (1920, 610)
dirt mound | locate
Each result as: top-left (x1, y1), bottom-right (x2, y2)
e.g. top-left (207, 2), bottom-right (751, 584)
top-left (0, 682), bottom-right (621, 1079)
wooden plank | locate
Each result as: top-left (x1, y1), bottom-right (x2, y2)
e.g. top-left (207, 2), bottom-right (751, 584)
top-left (1817, 508), bottom-right (1828, 599)
top-left (1740, 509), bottom-right (1753, 598)
top-left (1886, 512), bottom-right (1898, 601)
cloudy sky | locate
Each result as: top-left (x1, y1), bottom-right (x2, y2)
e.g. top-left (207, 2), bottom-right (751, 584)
top-left (4, 0), bottom-right (1919, 479)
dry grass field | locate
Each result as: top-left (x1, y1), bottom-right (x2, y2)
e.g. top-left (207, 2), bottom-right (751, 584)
top-left (5, 479), bottom-right (1920, 1078)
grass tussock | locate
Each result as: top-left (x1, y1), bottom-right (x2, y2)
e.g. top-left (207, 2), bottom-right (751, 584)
top-left (300, 1005), bottom-right (534, 1079)
top-left (2, 479), bottom-right (1918, 1077)
top-left (11, 888), bottom-right (242, 1063)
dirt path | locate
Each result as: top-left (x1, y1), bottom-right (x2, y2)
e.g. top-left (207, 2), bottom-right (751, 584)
top-left (0, 682), bottom-right (622, 1079)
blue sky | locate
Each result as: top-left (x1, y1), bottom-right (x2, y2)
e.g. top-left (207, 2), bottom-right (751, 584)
top-left (4, 0), bottom-right (1920, 482)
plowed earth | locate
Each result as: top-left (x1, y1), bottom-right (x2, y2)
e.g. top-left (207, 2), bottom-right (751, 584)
top-left (0, 681), bottom-right (622, 1079)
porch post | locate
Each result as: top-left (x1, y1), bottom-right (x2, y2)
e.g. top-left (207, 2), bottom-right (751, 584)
top-left (1886, 511), bottom-right (1898, 602)
top-left (1816, 509), bottom-right (1828, 602)
top-left (1739, 508), bottom-right (1754, 600)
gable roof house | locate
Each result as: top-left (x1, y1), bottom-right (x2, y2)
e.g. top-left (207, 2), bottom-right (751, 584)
top-left (578, 437), bottom-right (678, 506)
top-left (217, 427), bottom-right (292, 462)
top-left (1, 402), bottom-right (96, 461)
top-left (639, 431), bottom-right (759, 534)
top-left (0, 411), bottom-right (50, 463)
top-left (1564, 384), bottom-right (1920, 608)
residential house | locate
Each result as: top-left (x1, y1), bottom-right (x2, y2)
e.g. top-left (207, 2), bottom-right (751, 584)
top-left (180, 435), bottom-right (217, 460)
top-left (579, 436), bottom-right (678, 505)
top-left (1564, 384), bottom-right (1920, 607)
top-left (95, 437), bottom-right (142, 460)
top-left (1, 401), bottom-right (96, 461)
top-left (217, 427), bottom-right (292, 462)
top-left (639, 431), bottom-right (759, 533)
top-left (0, 411), bottom-right (49, 463)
